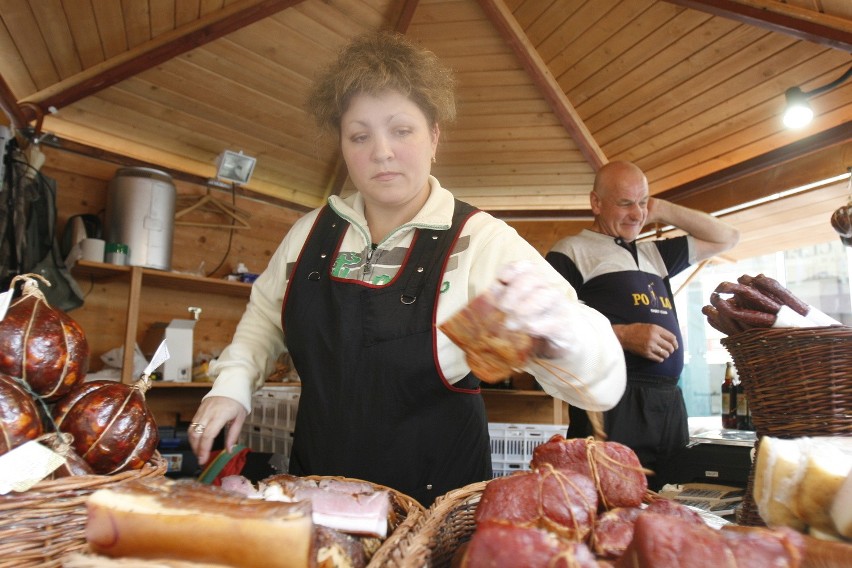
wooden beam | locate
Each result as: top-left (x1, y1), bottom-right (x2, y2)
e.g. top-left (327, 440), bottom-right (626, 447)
top-left (664, 0), bottom-right (852, 52)
top-left (38, 135), bottom-right (312, 213)
top-left (0, 74), bottom-right (27, 130)
top-left (16, 0), bottom-right (305, 122)
top-left (659, 122), bottom-right (852, 211)
top-left (392, 0), bottom-right (421, 32)
top-left (490, 123), bottom-right (851, 220)
top-left (476, 0), bottom-right (608, 171)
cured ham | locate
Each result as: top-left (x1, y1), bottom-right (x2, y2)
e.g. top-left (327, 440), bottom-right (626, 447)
top-left (460, 521), bottom-right (599, 568)
top-left (531, 435), bottom-right (648, 509)
top-left (439, 290), bottom-right (534, 383)
top-left (475, 466), bottom-right (599, 542)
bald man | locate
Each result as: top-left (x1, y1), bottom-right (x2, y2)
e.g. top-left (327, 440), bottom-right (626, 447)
top-left (546, 161), bottom-right (739, 489)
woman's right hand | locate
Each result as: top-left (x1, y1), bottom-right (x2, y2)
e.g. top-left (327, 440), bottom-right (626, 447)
top-left (187, 396), bottom-right (248, 466)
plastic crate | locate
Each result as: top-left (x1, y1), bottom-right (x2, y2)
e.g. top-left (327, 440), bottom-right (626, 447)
top-left (239, 385), bottom-right (300, 459)
top-left (488, 422), bottom-right (565, 478)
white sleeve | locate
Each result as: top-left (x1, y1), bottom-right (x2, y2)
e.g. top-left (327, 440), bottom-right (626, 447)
top-left (204, 213), bottom-right (314, 412)
top-left (523, 300), bottom-right (626, 411)
top-left (461, 214), bottom-right (626, 410)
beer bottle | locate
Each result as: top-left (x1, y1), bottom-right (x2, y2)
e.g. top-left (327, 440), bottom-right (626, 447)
top-left (721, 362), bottom-right (737, 429)
top-left (736, 380), bottom-right (749, 430)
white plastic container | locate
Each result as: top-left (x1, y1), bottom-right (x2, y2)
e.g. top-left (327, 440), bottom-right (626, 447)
top-left (105, 167), bottom-right (176, 270)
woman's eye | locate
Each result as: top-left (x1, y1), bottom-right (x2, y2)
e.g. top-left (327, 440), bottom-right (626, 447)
top-left (350, 134), bottom-right (368, 143)
top-left (395, 128), bottom-right (412, 137)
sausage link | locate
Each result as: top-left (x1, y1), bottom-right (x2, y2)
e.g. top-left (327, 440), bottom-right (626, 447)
top-left (751, 274), bottom-right (809, 316)
top-left (702, 305), bottom-right (740, 335)
top-left (711, 292), bottom-right (775, 328)
top-left (714, 281), bottom-right (781, 314)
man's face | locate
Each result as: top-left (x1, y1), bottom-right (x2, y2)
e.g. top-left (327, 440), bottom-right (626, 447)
top-left (590, 176), bottom-right (649, 242)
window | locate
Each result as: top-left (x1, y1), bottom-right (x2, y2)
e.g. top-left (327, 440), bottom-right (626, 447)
top-left (672, 239), bottom-right (852, 417)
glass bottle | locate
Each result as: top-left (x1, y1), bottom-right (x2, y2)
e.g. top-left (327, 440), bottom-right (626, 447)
top-left (721, 362), bottom-right (738, 429)
top-left (736, 380), bottom-right (749, 430)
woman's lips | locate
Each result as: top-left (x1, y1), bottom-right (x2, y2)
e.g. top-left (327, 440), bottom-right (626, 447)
top-left (373, 171), bottom-right (399, 181)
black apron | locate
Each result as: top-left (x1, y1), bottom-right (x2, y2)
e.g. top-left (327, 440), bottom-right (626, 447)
top-left (282, 201), bottom-right (491, 506)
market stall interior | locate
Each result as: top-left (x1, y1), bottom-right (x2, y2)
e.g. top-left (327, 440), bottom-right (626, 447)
top-left (0, 1), bottom-right (851, 565)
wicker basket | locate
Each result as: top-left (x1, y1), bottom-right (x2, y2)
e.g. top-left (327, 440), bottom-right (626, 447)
top-left (388, 480), bottom-right (487, 568)
top-left (720, 325), bottom-right (852, 525)
top-left (301, 475), bottom-right (426, 568)
top-left (0, 452), bottom-right (167, 568)
top-left (60, 473), bottom-right (424, 568)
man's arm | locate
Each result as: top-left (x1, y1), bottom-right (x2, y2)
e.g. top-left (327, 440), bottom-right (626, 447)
top-left (646, 198), bottom-right (739, 262)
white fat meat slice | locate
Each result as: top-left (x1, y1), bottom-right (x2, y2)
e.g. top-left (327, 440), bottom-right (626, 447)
top-left (293, 486), bottom-right (390, 538)
top-left (317, 478), bottom-right (376, 494)
top-left (219, 475), bottom-right (263, 499)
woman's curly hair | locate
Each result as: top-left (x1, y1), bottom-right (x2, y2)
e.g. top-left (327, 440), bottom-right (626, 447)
top-left (307, 31), bottom-right (456, 134)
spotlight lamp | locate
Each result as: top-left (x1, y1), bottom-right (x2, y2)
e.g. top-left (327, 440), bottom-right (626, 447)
top-left (782, 64), bottom-right (852, 129)
top-left (215, 150), bottom-right (257, 185)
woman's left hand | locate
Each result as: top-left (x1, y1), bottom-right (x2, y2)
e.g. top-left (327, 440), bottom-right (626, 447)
top-left (490, 260), bottom-right (578, 358)
top-left (188, 396), bottom-right (248, 466)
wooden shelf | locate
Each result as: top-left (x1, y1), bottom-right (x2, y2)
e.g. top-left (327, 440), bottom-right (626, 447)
top-left (149, 381), bottom-right (298, 389)
top-left (73, 260), bottom-right (252, 297)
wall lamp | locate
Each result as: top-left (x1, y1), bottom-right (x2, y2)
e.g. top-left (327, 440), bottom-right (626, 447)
top-left (783, 64), bottom-right (852, 129)
top-left (215, 150), bottom-right (256, 185)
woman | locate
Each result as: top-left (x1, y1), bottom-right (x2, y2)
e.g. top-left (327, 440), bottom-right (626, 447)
top-left (189, 32), bottom-right (625, 506)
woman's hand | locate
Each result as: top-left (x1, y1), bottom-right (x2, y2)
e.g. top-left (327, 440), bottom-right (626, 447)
top-left (490, 260), bottom-right (578, 359)
top-left (188, 396), bottom-right (248, 466)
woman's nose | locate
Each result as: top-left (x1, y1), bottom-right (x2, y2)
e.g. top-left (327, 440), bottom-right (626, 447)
top-left (371, 135), bottom-right (393, 161)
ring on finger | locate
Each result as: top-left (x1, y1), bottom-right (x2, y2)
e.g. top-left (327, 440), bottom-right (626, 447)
top-left (190, 422), bottom-right (206, 435)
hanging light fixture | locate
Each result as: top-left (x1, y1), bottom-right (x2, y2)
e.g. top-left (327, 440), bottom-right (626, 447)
top-left (782, 64), bottom-right (852, 129)
top-left (215, 150), bottom-right (257, 185)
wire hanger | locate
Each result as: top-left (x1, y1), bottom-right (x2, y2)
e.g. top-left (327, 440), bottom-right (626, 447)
top-left (174, 189), bottom-right (251, 230)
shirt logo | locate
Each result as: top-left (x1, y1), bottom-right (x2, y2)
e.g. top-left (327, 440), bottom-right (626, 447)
top-left (632, 282), bottom-right (672, 311)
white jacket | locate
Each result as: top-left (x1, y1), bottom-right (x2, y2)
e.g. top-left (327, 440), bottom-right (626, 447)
top-left (206, 177), bottom-right (625, 413)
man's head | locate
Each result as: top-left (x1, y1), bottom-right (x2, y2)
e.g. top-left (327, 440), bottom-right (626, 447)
top-left (589, 161), bottom-right (649, 242)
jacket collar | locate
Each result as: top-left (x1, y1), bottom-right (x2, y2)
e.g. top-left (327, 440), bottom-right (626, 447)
top-left (327, 176), bottom-right (455, 244)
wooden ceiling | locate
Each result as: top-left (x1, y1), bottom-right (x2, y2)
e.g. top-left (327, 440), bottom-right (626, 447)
top-left (0, 0), bottom-right (850, 261)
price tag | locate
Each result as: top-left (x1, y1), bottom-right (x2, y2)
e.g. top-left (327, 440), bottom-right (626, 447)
top-left (141, 339), bottom-right (170, 381)
top-left (0, 440), bottom-right (65, 494)
top-left (0, 289), bottom-right (13, 321)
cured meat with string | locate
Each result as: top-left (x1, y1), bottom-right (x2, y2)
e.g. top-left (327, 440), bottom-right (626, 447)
top-left (530, 435), bottom-right (648, 509)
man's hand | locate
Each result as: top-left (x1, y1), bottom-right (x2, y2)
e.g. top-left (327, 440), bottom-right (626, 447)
top-left (612, 322), bottom-right (678, 362)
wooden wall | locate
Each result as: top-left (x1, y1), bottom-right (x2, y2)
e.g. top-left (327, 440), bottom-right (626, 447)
top-left (43, 146), bottom-right (303, 371)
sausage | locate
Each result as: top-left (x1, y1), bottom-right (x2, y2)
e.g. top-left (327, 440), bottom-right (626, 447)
top-left (710, 292), bottom-right (775, 328)
top-left (751, 274), bottom-right (809, 316)
top-left (702, 305), bottom-right (741, 335)
top-left (714, 281), bottom-right (781, 314)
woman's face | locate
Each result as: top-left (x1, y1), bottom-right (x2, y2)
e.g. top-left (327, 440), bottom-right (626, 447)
top-left (340, 90), bottom-right (438, 211)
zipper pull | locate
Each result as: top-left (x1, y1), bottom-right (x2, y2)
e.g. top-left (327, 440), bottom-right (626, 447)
top-left (364, 244), bottom-right (376, 275)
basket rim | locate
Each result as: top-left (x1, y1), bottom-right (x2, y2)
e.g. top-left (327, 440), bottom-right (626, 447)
top-left (720, 324), bottom-right (852, 345)
top-left (0, 451), bottom-right (167, 502)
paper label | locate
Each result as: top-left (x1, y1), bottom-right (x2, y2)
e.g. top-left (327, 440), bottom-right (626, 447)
top-left (141, 339), bottom-right (170, 380)
top-left (0, 440), bottom-right (66, 494)
top-left (0, 289), bottom-right (13, 321)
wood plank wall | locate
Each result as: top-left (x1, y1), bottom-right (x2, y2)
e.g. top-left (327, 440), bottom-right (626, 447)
top-left (43, 146), bottom-right (302, 371)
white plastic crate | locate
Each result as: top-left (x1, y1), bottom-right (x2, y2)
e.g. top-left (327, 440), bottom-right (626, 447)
top-left (488, 422), bottom-right (565, 478)
top-left (239, 386), bottom-right (300, 459)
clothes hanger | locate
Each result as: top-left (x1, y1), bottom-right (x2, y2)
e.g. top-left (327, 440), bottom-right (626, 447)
top-left (174, 188), bottom-right (251, 230)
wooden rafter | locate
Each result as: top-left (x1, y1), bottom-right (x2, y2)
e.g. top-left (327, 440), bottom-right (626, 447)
top-left (15, 0), bottom-right (306, 122)
top-left (492, 125), bottom-right (852, 220)
top-left (664, 0), bottom-right (852, 52)
top-left (476, 0), bottom-right (608, 171)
